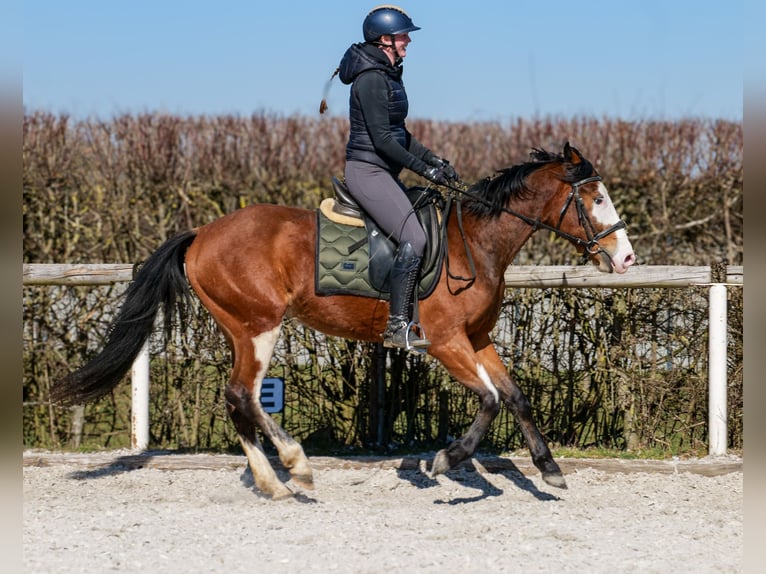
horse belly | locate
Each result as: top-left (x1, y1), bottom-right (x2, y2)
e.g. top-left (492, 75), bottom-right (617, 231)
top-left (289, 294), bottom-right (390, 342)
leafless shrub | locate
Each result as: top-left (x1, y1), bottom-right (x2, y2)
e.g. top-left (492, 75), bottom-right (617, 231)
top-left (23, 112), bottom-right (742, 455)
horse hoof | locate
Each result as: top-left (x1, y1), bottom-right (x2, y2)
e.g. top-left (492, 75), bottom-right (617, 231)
top-left (290, 473), bottom-right (315, 491)
top-left (431, 450), bottom-right (451, 476)
top-left (269, 486), bottom-right (295, 500)
top-left (256, 481), bottom-right (294, 500)
top-left (271, 491), bottom-right (294, 501)
top-left (542, 471), bottom-right (568, 489)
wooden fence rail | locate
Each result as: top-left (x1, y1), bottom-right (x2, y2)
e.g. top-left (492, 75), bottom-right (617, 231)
top-left (23, 263), bottom-right (744, 287)
top-left (23, 264), bottom-right (743, 455)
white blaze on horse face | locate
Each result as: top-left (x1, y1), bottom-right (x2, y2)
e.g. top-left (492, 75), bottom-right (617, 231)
top-left (476, 363), bottom-right (500, 405)
top-left (590, 182), bottom-right (635, 273)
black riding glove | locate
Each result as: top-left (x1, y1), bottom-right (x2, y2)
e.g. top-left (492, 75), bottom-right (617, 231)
top-left (428, 155), bottom-right (459, 183)
top-left (422, 166), bottom-right (451, 186)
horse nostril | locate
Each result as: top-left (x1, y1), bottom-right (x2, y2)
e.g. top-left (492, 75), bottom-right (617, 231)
top-left (624, 253), bottom-right (636, 268)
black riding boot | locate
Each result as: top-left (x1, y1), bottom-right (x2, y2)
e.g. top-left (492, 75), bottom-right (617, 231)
top-left (382, 241), bottom-right (430, 350)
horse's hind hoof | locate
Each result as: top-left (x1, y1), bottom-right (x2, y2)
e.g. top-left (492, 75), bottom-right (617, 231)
top-left (256, 481), bottom-right (294, 500)
top-left (270, 491), bottom-right (295, 501)
top-left (431, 449), bottom-right (451, 476)
top-left (542, 471), bottom-right (568, 489)
top-left (290, 473), bottom-right (315, 491)
top-left (269, 485), bottom-right (296, 501)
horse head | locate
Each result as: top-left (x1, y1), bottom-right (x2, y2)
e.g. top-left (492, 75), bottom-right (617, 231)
top-left (464, 142), bottom-right (635, 273)
top-left (547, 142), bottom-right (635, 273)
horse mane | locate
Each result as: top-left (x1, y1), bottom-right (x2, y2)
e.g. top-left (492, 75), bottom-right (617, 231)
top-left (463, 147), bottom-right (596, 218)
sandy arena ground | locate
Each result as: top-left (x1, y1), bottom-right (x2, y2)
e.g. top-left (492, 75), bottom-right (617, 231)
top-left (23, 451), bottom-right (742, 573)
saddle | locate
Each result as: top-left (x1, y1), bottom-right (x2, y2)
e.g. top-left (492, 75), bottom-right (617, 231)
top-left (316, 177), bottom-right (445, 299)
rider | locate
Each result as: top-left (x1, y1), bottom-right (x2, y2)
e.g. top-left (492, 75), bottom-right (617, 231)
top-left (337, 5), bottom-right (459, 350)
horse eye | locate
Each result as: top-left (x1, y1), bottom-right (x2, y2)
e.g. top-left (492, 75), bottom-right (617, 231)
top-left (594, 196), bottom-right (604, 205)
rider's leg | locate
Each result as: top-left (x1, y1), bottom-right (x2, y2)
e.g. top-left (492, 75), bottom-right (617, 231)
top-left (344, 161), bottom-right (427, 252)
top-left (344, 161), bottom-right (429, 349)
top-left (381, 240), bottom-right (430, 349)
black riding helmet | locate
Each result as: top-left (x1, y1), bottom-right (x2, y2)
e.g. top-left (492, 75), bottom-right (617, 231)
top-left (362, 5), bottom-right (421, 43)
top-left (319, 5), bottom-right (421, 114)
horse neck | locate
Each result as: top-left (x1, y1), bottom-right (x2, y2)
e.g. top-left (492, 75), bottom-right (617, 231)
top-left (455, 207), bottom-right (538, 279)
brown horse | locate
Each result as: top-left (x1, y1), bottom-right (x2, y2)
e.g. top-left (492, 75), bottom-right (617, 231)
top-left (52, 142), bottom-right (635, 499)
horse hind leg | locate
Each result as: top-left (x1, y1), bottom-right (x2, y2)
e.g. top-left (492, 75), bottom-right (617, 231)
top-left (255, 405), bottom-right (314, 490)
top-left (225, 398), bottom-right (292, 500)
top-left (227, 325), bottom-right (313, 497)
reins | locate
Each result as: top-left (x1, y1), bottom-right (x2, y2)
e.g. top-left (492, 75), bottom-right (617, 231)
top-left (436, 193), bottom-right (477, 288)
top-left (434, 173), bottom-right (627, 274)
top-left (409, 186), bottom-right (478, 288)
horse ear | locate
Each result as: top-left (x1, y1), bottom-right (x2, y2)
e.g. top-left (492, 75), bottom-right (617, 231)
top-left (563, 141), bottom-right (583, 164)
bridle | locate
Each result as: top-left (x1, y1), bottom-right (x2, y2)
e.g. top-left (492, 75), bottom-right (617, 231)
top-left (552, 175), bottom-right (627, 265)
top-left (437, 174), bottom-right (627, 280)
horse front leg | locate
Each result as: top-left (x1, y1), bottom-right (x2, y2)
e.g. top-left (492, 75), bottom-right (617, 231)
top-left (429, 337), bottom-right (502, 476)
top-left (504, 382), bottom-right (567, 488)
top-left (474, 341), bottom-right (567, 489)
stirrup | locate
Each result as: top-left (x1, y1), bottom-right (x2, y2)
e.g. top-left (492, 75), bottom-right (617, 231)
top-left (383, 320), bottom-right (430, 353)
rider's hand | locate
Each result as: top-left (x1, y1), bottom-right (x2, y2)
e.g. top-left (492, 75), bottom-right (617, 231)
top-left (423, 166), bottom-right (450, 186)
top-left (441, 162), bottom-right (459, 182)
top-left (429, 156), bottom-right (459, 183)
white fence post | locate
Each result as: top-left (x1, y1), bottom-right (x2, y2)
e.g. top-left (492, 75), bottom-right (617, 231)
top-left (708, 284), bottom-right (728, 456)
top-left (131, 341), bottom-right (150, 451)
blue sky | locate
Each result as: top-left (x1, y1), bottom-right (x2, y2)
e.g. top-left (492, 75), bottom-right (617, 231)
top-left (22, 0), bottom-right (744, 122)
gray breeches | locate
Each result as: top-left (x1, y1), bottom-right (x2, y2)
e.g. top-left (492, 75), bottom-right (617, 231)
top-left (344, 160), bottom-right (426, 257)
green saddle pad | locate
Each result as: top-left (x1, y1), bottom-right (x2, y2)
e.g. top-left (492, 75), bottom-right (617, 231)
top-left (315, 210), bottom-right (441, 300)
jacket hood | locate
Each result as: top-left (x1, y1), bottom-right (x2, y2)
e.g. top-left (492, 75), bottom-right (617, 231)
top-left (338, 43), bottom-right (399, 85)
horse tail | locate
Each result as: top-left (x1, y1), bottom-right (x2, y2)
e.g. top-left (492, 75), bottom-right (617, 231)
top-left (50, 230), bottom-right (198, 406)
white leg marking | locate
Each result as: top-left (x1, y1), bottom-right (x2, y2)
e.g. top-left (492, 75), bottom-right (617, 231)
top-left (251, 325), bottom-right (281, 407)
top-left (250, 325), bottom-right (312, 487)
top-left (241, 325), bottom-right (296, 497)
top-left (476, 363), bottom-right (500, 405)
top-left (239, 436), bottom-right (292, 499)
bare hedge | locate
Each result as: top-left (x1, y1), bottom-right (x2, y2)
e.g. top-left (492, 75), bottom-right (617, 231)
top-left (22, 111), bottom-right (742, 455)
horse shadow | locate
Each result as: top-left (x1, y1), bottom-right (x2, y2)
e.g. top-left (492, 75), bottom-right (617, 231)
top-left (65, 451), bottom-right (171, 480)
top-left (64, 450), bottom-right (320, 503)
top-left (63, 451), bottom-right (557, 504)
top-left (396, 457), bottom-right (560, 504)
